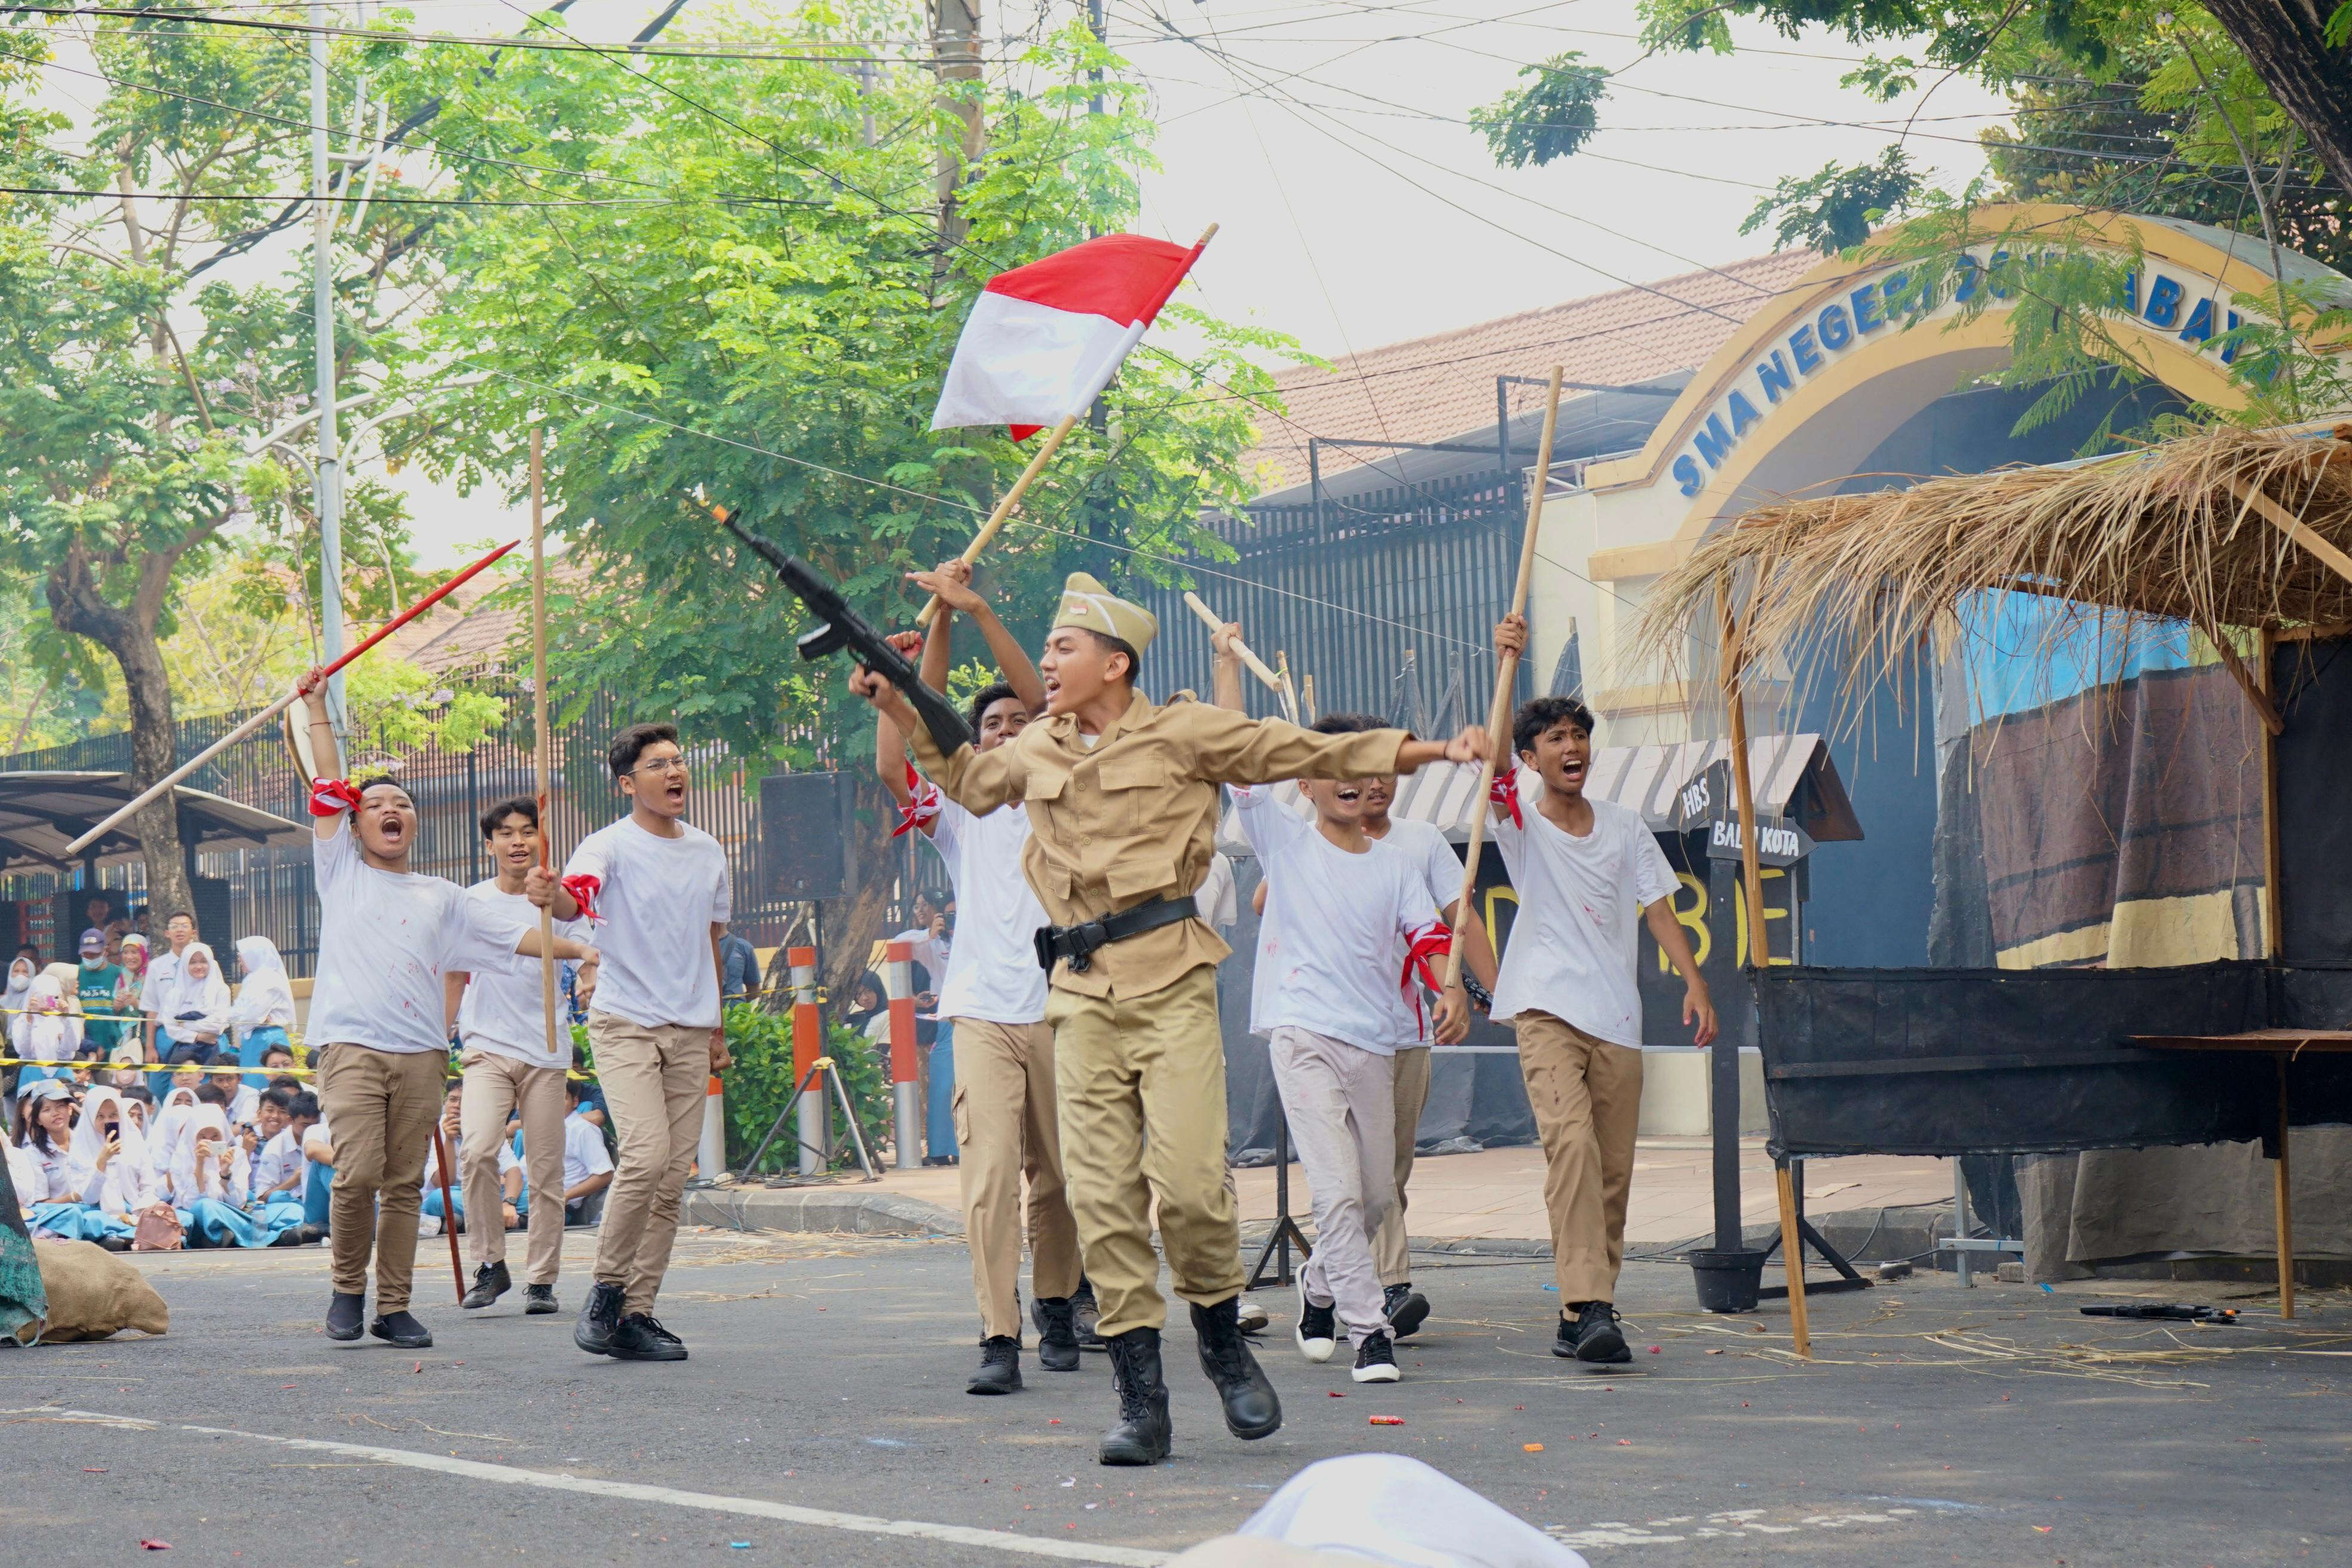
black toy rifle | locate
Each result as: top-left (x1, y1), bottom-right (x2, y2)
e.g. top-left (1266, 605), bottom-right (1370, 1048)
top-left (719, 513), bottom-right (975, 754)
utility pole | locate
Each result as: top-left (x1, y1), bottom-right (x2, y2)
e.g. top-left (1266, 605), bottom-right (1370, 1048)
top-left (310, 1), bottom-right (345, 734)
top-left (932, 0), bottom-right (982, 277)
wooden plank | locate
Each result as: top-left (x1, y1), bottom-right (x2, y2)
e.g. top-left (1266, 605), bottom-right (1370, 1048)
top-left (2131, 1030), bottom-right (2352, 1052)
top-left (2259, 626), bottom-right (2284, 960)
top-left (2230, 477), bottom-right (2352, 588)
top-left (2197, 618), bottom-right (2284, 736)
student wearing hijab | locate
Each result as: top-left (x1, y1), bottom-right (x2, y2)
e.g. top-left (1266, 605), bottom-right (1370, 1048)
top-left (152, 942), bottom-right (231, 1071)
top-left (12, 972), bottom-right (82, 1100)
top-left (166, 1100), bottom-right (296, 1246)
top-left (16, 1079), bottom-right (114, 1241)
top-left (229, 938), bottom-right (296, 1091)
top-left (148, 1085), bottom-right (200, 1190)
top-left (1, 954), bottom-right (33, 1129)
top-left (63, 1086), bottom-right (161, 1245)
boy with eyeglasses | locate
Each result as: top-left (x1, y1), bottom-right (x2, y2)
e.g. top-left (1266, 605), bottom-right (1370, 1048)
top-left (545, 722), bottom-right (733, 1363)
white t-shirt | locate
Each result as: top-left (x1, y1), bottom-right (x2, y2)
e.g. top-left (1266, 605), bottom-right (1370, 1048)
top-left (1231, 786), bottom-right (1444, 1055)
top-left (220, 1085), bottom-right (260, 1130)
top-left (308, 822), bottom-right (532, 1054)
top-left (1370, 818), bottom-right (1463, 1049)
top-left (1196, 852), bottom-right (1238, 933)
top-left (558, 1112), bottom-right (614, 1197)
top-left (564, 817), bottom-right (732, 1030)
top-left (1489, 786), bottom-right (1678, 1046)
top-left (423, 1125), bottom-right (519, 1188)
top-left (926, 800), bottom-right (1048, 1026)
top-left (457, 881), bottom-right (591, 1069)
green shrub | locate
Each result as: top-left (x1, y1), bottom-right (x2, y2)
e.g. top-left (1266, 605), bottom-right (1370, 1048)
top-left (719, 1005), bottom-right (890, 1175)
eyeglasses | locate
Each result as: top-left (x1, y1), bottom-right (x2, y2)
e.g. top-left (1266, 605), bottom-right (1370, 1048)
top-left (632, 757), bottom-right (690, 778)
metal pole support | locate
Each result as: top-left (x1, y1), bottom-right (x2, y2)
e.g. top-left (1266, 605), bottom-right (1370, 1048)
top-left (1953, 1159), bottom-right (1974, 1288)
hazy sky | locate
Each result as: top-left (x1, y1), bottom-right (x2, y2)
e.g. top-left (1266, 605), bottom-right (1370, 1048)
top-left (36, 1), bottom-right (2013, 566)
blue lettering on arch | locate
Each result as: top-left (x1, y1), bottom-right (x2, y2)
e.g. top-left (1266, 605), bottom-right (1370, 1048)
top-left (2112, 270), bottom-right (2140, 314)
top-left (1673, 454), bottom-right (1705, 498)
top-left (1693, 413), bottom-right (1736, 470)
top-left (2221, 309), bottom-right (2243, 365)
top-left (1955, 255), bottom-right (1980, 303)
top-left (1756, 350), bottom-right (1794, 404)
top-left (2144, 275), bottom-right (2183, 328)
top-left (1851, 285), bottom-right (1885, 333)
top-left (2178, 296), bottom-right (2216, 344)
top-left (1789, 324), bottom-right (1822, 375)
top-left (1728, 390), bottom-right (1762, 436)
top-left (1818, 304), bottom-right (1852, 350)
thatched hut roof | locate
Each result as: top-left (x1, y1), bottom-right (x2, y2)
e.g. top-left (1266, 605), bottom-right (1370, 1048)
top-left (1636, 423), bottom-right (2352, 719)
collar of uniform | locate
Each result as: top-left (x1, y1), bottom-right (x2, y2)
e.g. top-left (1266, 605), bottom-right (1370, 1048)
top-left (1050, 689), bottom-right (1157, 752)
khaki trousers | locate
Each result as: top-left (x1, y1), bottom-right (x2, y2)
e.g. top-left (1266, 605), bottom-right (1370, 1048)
top-left (950, 1018), bottom-right (1081, 1339)
top-left (1373, 1045), bottom-right (1432, 1288)
top-left (458, 1049), bottom-right (568, 1285)
top-left (1046, 964), bottom-right (1241, 1338)
top-left (588, 1012), bottom-right (708, 1316)
top-left (318, 1044), bottom-right (445, 1312)
top-left (1514, 1010), bottom-right (1644, 1304)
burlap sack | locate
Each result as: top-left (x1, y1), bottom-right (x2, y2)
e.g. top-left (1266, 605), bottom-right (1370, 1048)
top-left (33, 1240), bottom-right (169, 1342)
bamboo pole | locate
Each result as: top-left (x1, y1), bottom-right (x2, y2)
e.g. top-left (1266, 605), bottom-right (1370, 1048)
top-left (531, 428), bottom-right (559, 1060)
top-left (430, 1119), bottom-right (464, 1301)
top-left (1183, 591), bottom-right (1284, 693)
top-left (1443, 366), bottom-right (1564, 989)
top-left (65, 539), bottom-right (520, 858)
top-left (914, 414), bottom-right (1079, 627)
top-left (2259, 626), bottom-right (2283, 959)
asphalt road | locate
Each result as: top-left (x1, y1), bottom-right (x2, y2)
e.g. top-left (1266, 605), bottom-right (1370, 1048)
top-left (6, 1226), bottom-right (2347, 1566)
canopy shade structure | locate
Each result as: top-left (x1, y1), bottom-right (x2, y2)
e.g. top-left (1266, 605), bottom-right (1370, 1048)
top-left (1634, 424), bottom-right (2352, 727)
top-left (0, 773), bottom-right (306, 875)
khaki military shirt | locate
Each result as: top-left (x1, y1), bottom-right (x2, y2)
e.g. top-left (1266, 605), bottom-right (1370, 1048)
top-left (912, 691), bottom-right (1409, 999)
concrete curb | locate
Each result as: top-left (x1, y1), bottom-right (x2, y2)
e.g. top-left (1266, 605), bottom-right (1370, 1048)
top-left (682, 1184), bottom-right (966, 1238)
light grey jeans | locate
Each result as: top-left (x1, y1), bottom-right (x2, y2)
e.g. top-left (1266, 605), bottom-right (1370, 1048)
top-left (1268, 1026), bottom-right (1398, 1346)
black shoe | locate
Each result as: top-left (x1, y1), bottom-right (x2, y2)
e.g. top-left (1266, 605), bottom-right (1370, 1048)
top-left (369, 1310), bottom-right (433, 1349)
top-left (969, 1334), bottom-right (1023, 1394)
top-left (99, 1235), bottom-right (134, 1252)
top-left (1352, 1330), bottom-right (1401, 1384)
top-left (1294, 1274), bottom-right (1336, 1364)
top-left (575, 1281), bottom-right (624, 1355)
top-left (1033, 1297), bottom-right (1082, 1373)
top-left (1383, 1282), bottom-right (1430, 1340)
top-left (294, 1224), bottom-right (327, 1246)
top-left (608, 1313), bottom-right (688, 1362)
top-left (1571, 1299), bottom-right (1631, 1364)
top-left (325, 1291), bottom-right (366, 1342)
top-left (1552, 1313), bottom-right (1579, 1359)
top-left (524, 1284), bottom-right (559, 1315)
top-left (461, 1260), bottom-right (512, 1310)
top-left (1073, 1281), bottom-right (1105, 1352)
top-left (1190, 1297), bottom-right (1282, 1441)
top-left (1098, 1327), bottom-right (1172, 1466)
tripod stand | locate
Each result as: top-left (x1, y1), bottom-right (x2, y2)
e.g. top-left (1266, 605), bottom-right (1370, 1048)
top-left (1245, 1110), bottom-right (1313, 1289)
top-left (739, 1056), bottom-right (883, 1183)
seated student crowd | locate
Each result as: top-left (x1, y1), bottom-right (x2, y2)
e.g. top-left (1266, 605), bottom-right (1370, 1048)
top-left (418, 1077), bottom-right (614, 1233)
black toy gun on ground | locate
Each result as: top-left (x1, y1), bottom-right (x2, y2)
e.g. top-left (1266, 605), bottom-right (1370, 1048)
top-left (719, 513), bottom-right (975, 754)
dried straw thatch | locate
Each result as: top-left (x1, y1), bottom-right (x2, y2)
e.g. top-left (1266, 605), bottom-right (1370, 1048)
top-left (1636, 423), bottom-right (2352, 718)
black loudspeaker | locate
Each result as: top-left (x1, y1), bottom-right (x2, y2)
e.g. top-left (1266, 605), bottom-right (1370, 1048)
top-left (760, 772), bottom-right (848, 901)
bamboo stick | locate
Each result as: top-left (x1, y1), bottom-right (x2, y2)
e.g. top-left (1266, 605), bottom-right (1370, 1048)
top-left (531, 428), bottom-right (559, 1061)
top-left (1183, 591), bottom-right (1285, 695)
top-left (914, 414), bottom-right (1079, 627)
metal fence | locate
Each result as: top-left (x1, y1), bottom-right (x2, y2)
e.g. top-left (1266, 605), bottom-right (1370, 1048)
top-left (0, 687), bottom-right (825, 976)
top-left (1138, 467), bottom-right (1532, 727)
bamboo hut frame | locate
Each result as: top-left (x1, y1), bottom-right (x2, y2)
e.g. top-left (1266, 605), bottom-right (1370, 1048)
top-left (1639, 422), bottom-right (2352, 1346)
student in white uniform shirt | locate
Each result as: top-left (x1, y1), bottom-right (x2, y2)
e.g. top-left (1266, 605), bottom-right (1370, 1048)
top-left (446, 795), bottom-right (596, 1317)
top-left (1230, 731), bottom-right (1470, 1384)
top-left (876, 559), bottom-right (1082, 1396)
top-left (1486, 615), bottom-right (1715, 1364)
top-left (422, 1082), bottom-right (522, 1230)
top-left (296, 670), bottom-right (595, 1352)
top-left (517, 1079), bottom-right (615, 1226)
top-left (205, 1063), bottom-right (260, 1131)
top-left (545, 721), bottom-right (734, 1364)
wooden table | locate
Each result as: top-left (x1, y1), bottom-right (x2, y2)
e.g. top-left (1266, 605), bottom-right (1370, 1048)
top-left (2130, 1029), bottom-right (2352, 1319)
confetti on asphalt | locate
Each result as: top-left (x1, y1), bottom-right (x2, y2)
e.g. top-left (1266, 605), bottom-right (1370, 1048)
top-left (412, 1361), bottom-right (423, 1374)
top-left (1616, 1440), bottom-right (1632, 1447)
top-left (730, 1542), bottom-right (752, 1549)
top-left (1523, 1443), bottom-right (1545, 1453)
top-left (1369, 1416), bottom-right (1405, 1426)
top-left (1048, 1419), bottom-right (1062, 1426)
top-left (140, 1541), bottom-right (171, 1551)
top-left (82, 1468), bottom-right (106, 1474)
top-left (1328, 1391), bottom-right (1346, 1398)
top-left (1647, 1346), bottom-right (1661, 1354)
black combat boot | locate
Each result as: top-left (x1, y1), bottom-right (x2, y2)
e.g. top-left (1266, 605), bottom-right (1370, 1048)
top-left (1098, 1327), bottom-right (1173, 1466)
top-left (461, 1260), bottom-right (512, 1310)
top-left (1190, 1297), bottom-right (1282, 1441)
top-left (1032, 1297), bottom-right (1082, 1372)
top-left (969, 1334), bottom-right (1023, 1395)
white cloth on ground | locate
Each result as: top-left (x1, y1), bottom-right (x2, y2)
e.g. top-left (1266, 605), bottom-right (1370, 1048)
top-left (1213, 1453), bottom-right (1590, 1568)
top-left (563, 816), bottom-right (732, 1030)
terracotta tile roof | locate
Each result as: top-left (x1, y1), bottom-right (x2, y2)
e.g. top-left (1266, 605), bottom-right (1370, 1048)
top-left (1244, 250), bottom-right (1818, 495)
top-left (376, 558), bottom-right (594, 676)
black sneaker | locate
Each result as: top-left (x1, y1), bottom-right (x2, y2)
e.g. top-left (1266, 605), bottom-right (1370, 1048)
top-left (325, 1290), bottom-right (366, 1342)
top-left (1552, 1313), bottom-right (1579, 1359)
top-left (369, 1310), bottom-right (433, 1349)
top-left (1572, 1299), bottom-right (1630, 1364)
top-left (1033, 1297), bottom-right (1081, 1373)
top-left (969, 1334), bottom-right (1023, 1394)
top-left (1383, 1282), bottom-right (1430, 1340)
top-left (608, 1313), bottom-right (688, 1362)
top-left (523, 1284), bottom-right (559, 1315)
top-left (575, 1281), bottom-right (624, 1355)
top-left (461, 1260), bottom-right (512, 1310)
top-left (1190, 1297), bottom-right (1282, 1441)
top-left (1073, 1280), bottom-right (1105, 1352)
top-left (1351, 1330), bottom-right (1401, 1383)
top-left (1293, 1275), bottom-right (1336, 1364)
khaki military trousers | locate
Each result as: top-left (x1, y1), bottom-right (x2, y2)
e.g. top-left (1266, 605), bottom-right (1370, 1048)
top-left (1373, 1044), bottom-right (1432, 1288)
top-left (588, 1012), bottom-right (708, 1317)
top-left (318, 1043), bottom-right (445, 1313)
top-left (950, 1018), bottom-right (1082, 1339)
top-left (458, 1049), bottom-right (568, 1285)
top-left (1514, 1010), bottom-right (1644, 1304)
top-left (1045, 964), bottom-right (1242, 1338)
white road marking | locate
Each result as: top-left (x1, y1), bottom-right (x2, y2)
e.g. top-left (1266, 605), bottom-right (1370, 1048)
top-left (1546, 1505), bottom-right (1922, 1549)
top-left (13, 1407), bottom-right (1168, 1566)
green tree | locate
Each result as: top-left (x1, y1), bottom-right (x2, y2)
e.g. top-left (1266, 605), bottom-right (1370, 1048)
top-left (379, 13), bottom-right (1289, 988)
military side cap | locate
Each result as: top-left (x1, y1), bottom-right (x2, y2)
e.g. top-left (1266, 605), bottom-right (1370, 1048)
top-left (1053, 571), bottom-right (1158, 654)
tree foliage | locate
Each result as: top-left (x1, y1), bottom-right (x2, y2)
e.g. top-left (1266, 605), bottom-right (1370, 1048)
top-left (1468, 51), bottom-right (1608, 169)
top-left (1741, 146), bottom-right (1923, 254)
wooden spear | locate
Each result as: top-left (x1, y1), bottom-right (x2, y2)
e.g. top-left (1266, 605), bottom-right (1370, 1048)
top-left (1183, 591), bottom-right (1293, 719)
top-left (531, 429), bottom-right (559, 1062)
top-left (1443, 366), bottom-right (1565, 990)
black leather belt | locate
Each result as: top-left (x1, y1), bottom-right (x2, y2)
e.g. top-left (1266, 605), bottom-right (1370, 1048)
top-left (1034, 895), bottom-right (1200, 973)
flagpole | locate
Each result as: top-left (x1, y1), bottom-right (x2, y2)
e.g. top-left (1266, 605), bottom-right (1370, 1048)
top-left (66, 539), bottom-right (520, 858)
top-left (915, 223), bottom-right (1219, 629)
top-left (531, 428), bottom-right (560, 1064)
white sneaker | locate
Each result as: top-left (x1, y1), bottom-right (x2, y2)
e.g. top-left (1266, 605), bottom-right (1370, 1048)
top-left (1351, 1330), bottom-right (1401, 1383)
top-left (1236, 1298), bottom-right (1269, 1334)
top-left (1294, 1275), bottom-right (1336, 1364)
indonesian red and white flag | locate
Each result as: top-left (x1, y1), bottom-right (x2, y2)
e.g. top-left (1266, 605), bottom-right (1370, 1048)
top-left (931, 232), bottom-right (1211, 439)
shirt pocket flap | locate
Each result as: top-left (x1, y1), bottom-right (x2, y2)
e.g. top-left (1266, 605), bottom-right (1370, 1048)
top-left (1024, 765), bottom-right (1069, 802)
top-left (1107, 854), bottom-right (1178, 903)
top-left (1096, 758), bottom-right (1159, 794)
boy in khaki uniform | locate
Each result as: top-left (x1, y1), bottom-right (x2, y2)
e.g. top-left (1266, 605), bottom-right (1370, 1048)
top-left (852, 572), bottom-right (1484, 1466)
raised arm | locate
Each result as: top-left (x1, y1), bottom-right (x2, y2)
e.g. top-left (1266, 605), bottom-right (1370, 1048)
top-left (872, 630), bottom-right (927, 821)
top-left (1209, 621), bottom-right (1248, 713)
top-left (855, 668), bottom-right (1027, 814)
top-left (1189, 704), bottom-right (1486, 787)
top-left (298, 669), bottom-right (344, 843)
top-left (910, 559), bottom-right (1047, 716)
